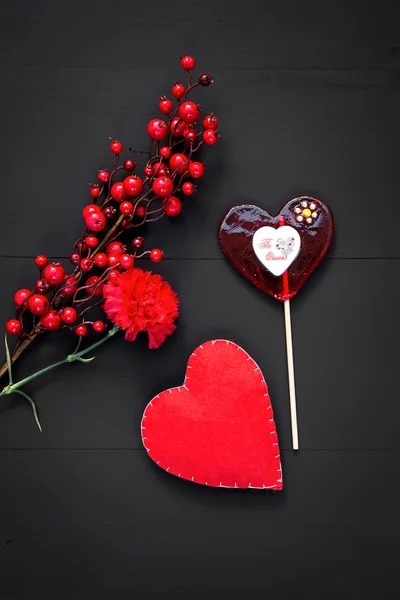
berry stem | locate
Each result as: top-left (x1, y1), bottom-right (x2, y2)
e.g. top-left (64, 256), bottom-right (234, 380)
top-left (0, 57), bottom-right (217, 391)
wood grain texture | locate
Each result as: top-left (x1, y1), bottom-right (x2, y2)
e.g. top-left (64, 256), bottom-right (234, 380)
top-left (0, 0), bottom-right (399, 597)
top-left (0, 449), bottom-right (398, 599)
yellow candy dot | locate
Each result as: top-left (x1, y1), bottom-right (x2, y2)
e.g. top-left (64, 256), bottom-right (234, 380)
top-left (302, 208), bottom-right (312, 218)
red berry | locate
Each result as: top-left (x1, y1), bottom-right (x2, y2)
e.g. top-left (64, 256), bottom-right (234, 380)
top-left (183, 126), bottom-right (197, 142)
top-left (111, 182), bottom-right (126, 202)
top-left (44, 263), bottom-right (65, 286)
top-left (160, 146), bottom-right (171, 159)
top-left (108, 254), bottom-right (120, 268)
top-left (120, 201), bottom-right (133, 215)
top-left (152, 176), bottom-right (174, 198)
top-left (104, 205), bottom-right (116, 220)
top-left (90, 184), bottom-right (101, 198)
top-left (14, 288), bottom-right (31, 305)
top-left (178, 101), bottom-right (200, 124)
top-left (150, 248), bottom-right (163, 263)
top-left (203, 129), bottom-right (218, 145)
top-left (199, 74), bottom-right (213, 87)
top-left (108, 269), bottom-right (120, 283)
top-left (155, 162), bottom-right (170, 177)
top-left (61, 307), bottom-right (77, 324)
top-left (85, 210), bottom-right (106, 232)
top-left (83, 205), bottom-right (99, 218)
top-left (75, 324), bottom-right (88, 337)
top-left (159, 97), bottom-right (173, 114)
top-left (35, 255), bottom-right (48, 268)
top-left (83, 204), bottom-right (99, 218)
top-left (172, 82), bottom-right (185, 99)
top-left (169, 117), bottom-right (185, 137)
top-left (94, 253), bottom-right (108, 267)
top-left (6, 319), bottom-right (21, 335)
top-left (164, 196), bottom-right (182, 217)
top-left (85, 235), bottom-right (98, 248)
top-left (86, 275), bottom-right (103, 296)
top-left (123, 175), bottom-right (143, 197)
top-left (189, 161), bottom-right (205, 178)
top-left (110, 140), bottom-right (123, 155)
top-left (169, 153), bottom-right (190, 176)
top-left (93, 320), bottom-right (105, 333)
top-left (98, 170), bottom-right (109, 183)
top-left (120, 254), bottom-right (134, 269)
top-left (181, 55), bottom-right (195, 71)
top-left (135, 206), bottom-right (146, 218)
top-left (69, 253), bottom-right (80, 265)
top-left (147, 119), bottom-right (168, 141)
top-left (35, 278), bottom-right (50, 293)
top-left (40, 310), bottom-right (61, 331)
top-left (203, 114), bottom-right (218, 130)
top-left (27, 294), bottom-right (49, 316)
top-left (144, 164), bottom-right (154, 178)
top-left (61, 276), bottom-right (78, 296)
top-left (80, 258), bottom-right (93, 272)
top-left (123, 159), bottom-right (136, 171)
top-left (106, 241), bottom-right (124, 256)
top-left (132, 237), bottom-right (144, 249)
top-left (182, 182), bottom-right (196, 195)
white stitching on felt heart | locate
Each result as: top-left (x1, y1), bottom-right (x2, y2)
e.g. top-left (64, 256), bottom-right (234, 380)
top-left (141, 339), bottom-right (282, 490)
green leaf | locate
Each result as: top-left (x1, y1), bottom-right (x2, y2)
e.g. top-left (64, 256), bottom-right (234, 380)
top-left (4, 334), bottom-right (13, 385)
top-left (14, 390), bottom-right (42, 432)
top-left (74, 356), bottom-right (95, 363)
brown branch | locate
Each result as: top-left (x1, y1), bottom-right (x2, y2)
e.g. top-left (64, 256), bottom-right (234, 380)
top-left (90, 214), bottom-right (125, 257)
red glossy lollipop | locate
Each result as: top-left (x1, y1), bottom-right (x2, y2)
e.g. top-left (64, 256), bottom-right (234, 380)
top-left (219, 196), bottom-right (334, 449)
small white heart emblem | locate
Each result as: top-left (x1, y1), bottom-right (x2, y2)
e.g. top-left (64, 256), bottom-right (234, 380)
top-left (252, 225), bottom-right (301, 276)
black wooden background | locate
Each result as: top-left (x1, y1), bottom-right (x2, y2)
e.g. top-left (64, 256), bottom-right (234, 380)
top-left (0, 1), bottom-right (399, 598)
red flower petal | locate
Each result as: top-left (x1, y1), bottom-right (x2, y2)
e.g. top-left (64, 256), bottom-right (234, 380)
top-left (103, 268), bottom-right (179, 348)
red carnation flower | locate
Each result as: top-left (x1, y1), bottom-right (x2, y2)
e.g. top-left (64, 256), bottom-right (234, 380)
top-left (103, 268), bottom-right (179, 349)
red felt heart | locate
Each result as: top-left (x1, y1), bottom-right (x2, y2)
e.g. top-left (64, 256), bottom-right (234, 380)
top-left (218, 197), bottom-right (334, 302)
top-left (142, 340), bottom-right (282, 490)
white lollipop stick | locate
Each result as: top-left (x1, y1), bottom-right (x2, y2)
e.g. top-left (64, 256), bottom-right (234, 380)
top-left (283, 299), bottom-right (299, 450)
top-left (251, 215), bottom-right (300, 450)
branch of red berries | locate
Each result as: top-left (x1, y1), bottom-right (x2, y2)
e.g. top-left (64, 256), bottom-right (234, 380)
top-left (0, 55), bottom-right (219, 389)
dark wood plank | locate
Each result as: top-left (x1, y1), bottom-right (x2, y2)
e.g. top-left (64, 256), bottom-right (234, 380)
top-left (0, 1), bottom-right (399, 598)
top-left (0, 257), bottom-right (398, 450)
top-left (0, 0), bottom-right (399, 70)
top-left (0, 449), bottom-right (397, 598)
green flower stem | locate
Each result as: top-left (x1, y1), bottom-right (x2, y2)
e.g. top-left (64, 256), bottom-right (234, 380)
top-left (0, 326), bottom-right (120, 398)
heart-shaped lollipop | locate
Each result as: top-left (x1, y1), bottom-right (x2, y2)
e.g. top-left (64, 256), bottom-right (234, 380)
top-left (219, 196), bottom-right (334, 449)
top-left (219, 197), bottom-right (333, 302)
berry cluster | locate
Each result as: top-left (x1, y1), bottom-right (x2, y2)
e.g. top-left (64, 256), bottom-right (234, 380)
top-left (4, 56), bottom-right (218, 363)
